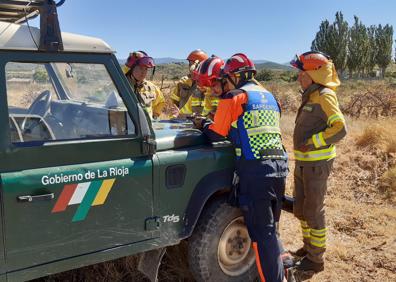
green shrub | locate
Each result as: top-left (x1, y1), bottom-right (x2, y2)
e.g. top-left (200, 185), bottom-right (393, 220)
top-left (280, 71), bottom-right (298, 82)
top-left (33, 69), bottom-right (48, 83)
top-left (255, 69), bottom-right (274, 81)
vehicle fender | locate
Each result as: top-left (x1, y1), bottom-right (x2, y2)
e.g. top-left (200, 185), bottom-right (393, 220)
top-left (180, 168), bottom-right (234, 238)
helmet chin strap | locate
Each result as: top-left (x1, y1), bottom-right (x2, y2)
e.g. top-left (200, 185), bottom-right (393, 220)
top-left (129, 66), bottom-right (144, 87)
top-left (130, 68), bottom-right (139, 84)
top-left (226, 75), bottom-right (238, 89)
top-left (220, 78), bottom-right (227, 94)
top-left (236, 77), bottom-right (245, 88)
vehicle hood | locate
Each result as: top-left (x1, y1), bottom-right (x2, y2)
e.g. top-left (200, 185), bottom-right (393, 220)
top-left (153, 120), bottom-right (207, 151)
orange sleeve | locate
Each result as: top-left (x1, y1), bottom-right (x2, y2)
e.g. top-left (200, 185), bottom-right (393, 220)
top-left (208, 92), bottom-right (247, 137)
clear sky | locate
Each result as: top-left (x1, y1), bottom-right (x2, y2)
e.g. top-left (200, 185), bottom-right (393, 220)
top-left (32, 0), bottom-right (396, 63)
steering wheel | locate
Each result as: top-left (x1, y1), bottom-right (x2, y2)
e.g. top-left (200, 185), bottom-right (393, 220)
top-left (20, 90), bottom-right (52, 132)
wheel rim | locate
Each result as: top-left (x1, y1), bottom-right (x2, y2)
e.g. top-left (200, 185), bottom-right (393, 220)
top-left (217, 216), bottom-right (255, 276)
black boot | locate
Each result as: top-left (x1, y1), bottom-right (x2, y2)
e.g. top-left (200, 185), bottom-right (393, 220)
top-left (296, 257), bottom-right (324, 273)
top-left (290, 247), bottom-right (308, 257)
top-left (285, 267), bottom-right (297, 282)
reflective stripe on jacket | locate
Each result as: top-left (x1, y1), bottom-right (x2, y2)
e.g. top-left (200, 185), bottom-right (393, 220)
top-left (293, 84), bottom-right (346, 165)
top-left (231, 83), bottom-right (286, 160)
top-left (202, 94), bottom-right (220, 117)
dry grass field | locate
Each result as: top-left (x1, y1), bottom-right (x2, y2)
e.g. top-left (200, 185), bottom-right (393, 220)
top-left (279, 114), bottom-right (396, 282)
top-left (267, 79), bottom-right (396, 281)
top-left (37, 79), bottom-right (396, 282)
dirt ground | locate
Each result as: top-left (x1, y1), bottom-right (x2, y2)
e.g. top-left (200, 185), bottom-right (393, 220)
top-left (279, 113), bottom-right (396, 282)
top-left (37, 80), bottom-right (396, 282)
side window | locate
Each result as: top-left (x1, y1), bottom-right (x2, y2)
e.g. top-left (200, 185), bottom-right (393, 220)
top-left (6, 62), bottom-right (136, 144)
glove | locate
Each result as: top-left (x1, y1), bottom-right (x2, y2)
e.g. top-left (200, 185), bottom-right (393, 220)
top-left (298, 142), bottom-right (315, 152)
top-left (298, 144), bottom-right (310, 152)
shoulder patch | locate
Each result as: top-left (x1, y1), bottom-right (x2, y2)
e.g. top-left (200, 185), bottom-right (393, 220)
top-left (319, 88), bottom-right (336, 96)
top-left (302, 105), bottom-right (314, 112)
top-left (144, 80), bottom-right (160, 91)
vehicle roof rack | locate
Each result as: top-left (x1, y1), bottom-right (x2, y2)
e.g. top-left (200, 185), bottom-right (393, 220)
top-left (0, 0), bottom-right (65, 51)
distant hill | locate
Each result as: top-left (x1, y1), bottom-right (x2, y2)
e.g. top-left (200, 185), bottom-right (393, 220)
top-left (118, 58), bottom-right (186, 65)
top-left (252, 60), bottom-right (270, 64)
top-left (255, 62), bottom-right (293, 71)
top-left (118, 57), bottom-right (293, 71)
top-left (153, 58), bottom-right (186, 64)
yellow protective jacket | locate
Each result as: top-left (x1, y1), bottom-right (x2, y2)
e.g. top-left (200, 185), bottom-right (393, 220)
top-left (202, 94), bottom-right (220, 118)
top-left (293, 62), bottom-right (347, 165)
top-left (127, 76), bottom-right (165, 119)
top-left (170, 76), bottom-right (206, 116)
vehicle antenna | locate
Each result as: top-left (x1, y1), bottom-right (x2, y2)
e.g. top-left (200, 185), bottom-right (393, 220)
top-left (24, 1), bottom-right (39, 49)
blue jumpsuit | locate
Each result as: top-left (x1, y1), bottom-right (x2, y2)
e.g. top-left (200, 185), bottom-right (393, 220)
top-left (203, 81), bottom-right (288, 282)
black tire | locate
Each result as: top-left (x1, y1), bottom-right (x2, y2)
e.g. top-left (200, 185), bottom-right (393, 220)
top-left (188, 197), bottom-right (258, 282)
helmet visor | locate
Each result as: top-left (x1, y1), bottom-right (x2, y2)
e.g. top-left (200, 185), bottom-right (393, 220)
top-left (136, 56), bottom-right (155, 68)
top-left (290, 55), bottom-right (304, 70)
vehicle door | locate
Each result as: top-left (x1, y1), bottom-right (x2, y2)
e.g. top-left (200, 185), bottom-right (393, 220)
top-left (0, 52), bottom-right (155, 272)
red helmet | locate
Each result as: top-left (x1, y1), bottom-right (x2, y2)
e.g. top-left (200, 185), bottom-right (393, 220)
top-left (125, 51), bottom-right (155, 69)
top-left (223, 53), bottom-right (256, 76)
top-left (187, 49), bottom-right (209, 63)
top-left (290, 51), bottom-right (330, 71)
top-left (194, 56), bottom-right (225, 87)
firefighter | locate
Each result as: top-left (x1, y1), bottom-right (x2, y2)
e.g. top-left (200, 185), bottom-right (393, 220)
top-left (290, 51), bottom-right (347, 272)
top-left (122, 51), bottom-right (165, 119)
top-left (170, 49), bottom-right (212, 118)
top-left (197, 53), bottom-right (289, 282)
top-left (193, 55), bottom-right (222, 119)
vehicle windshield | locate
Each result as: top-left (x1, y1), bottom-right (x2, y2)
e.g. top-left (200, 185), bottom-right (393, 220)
top-left (6, 61), bottom-right (136, 144)
top-left (52, 62), bottom-right (119, 104)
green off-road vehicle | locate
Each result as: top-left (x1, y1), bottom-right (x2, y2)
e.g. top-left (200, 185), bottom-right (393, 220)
top-left (0, 1), bottom-right (292, 281)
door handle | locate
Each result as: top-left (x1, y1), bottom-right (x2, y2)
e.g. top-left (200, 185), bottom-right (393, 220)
top-left (17, 193), bottom-right (55, 203)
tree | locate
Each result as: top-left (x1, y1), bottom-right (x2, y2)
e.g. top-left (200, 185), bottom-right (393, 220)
top-left (347, 16), bottom-right (369, 78)
top-left (311, 12), bottom-right (349, 74)
top-left (33, 68), bottom-right (48, 83)
top-left (366, 25), bottom-right (378, 76)
top-left (311, 20), bottom-right (331, 53)
top-left (375, 24), bottom-right (393, 77)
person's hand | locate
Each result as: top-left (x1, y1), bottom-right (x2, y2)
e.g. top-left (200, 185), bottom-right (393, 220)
top-left (207, 112), bottom-right (215, 121)
top-left (298, 140), bottom-right (316, 152)
top-left (170, 106), bottom-right (180, 118)
top-left (192, 116), bottom-right (207, 129)
top-left (298, 144), bottom-right (310, 152)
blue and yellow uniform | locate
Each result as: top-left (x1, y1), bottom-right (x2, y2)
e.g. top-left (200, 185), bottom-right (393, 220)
top-left (203, 81), bottom-right (288, 282)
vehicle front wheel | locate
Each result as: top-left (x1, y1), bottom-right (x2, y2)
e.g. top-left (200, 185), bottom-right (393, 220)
top-left (188, 197), bottom-right (258, 282)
